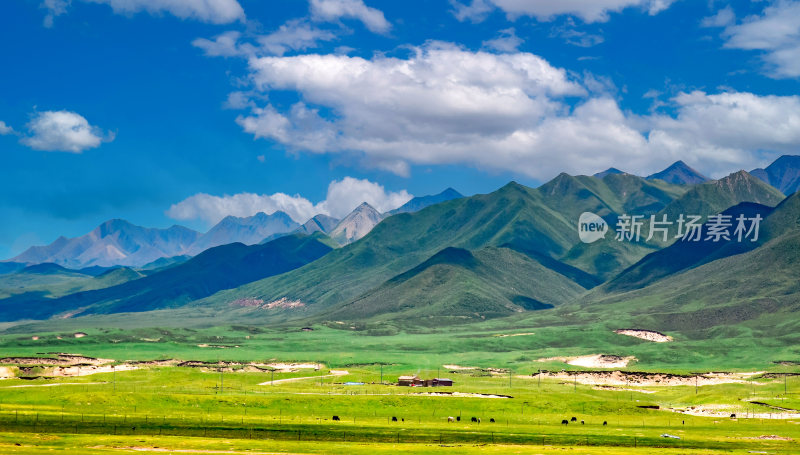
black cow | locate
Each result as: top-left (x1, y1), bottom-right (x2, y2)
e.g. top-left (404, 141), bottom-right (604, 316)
top-left (456, 416), bottom-right (461, 422)
top-left (391, 416), bottom-right (397, 422)
top-left (581, 420), bottom-right (585, 425)
top-left (489, 418), bottom-right (495, 423)
top-left (332, 416), bottom-right (340, 421)
top-left (570, 417), bottom-right (577, 422)
top-left (730, 414), bottom-right (737, 419)
top-left (471, 417), bottom-right (478, 423)
top-left (603, 421), bottom-right (607, 426)
top-left (561, 419), bottom-right (569, 425)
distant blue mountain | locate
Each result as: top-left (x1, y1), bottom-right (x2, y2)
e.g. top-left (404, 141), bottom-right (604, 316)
top-left (593, 168), bottom-right (625, 178)
top-left (188, 211), bottom-right (299, 255)
top-left (751, 155), bottom-right (800, 195)
top-left (646, 161), bottom-right (709, 185)
top-left (387, 188), bottom-right (464, 215)
top-left (9, 220), bottom-right (201, 268)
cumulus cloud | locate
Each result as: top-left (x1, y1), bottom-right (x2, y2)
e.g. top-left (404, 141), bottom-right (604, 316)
top-left (450, 0), bottom-right (494, 23)
top-left (451, 0), bottom-right (676, 23)
top-left (21, 110), bottom-right (112, 153)
top-left (41, 0), bottom-right (70, 27)
top-left (166, 177), bottom-right (412, 225)
top-left (716, 1), bottom-right (800, 78)
top-left (193, 20), bottom-right (338, 58)
top-left (226, 42), bottom-right (800, 180)
top-left (701, 6), bottom-right (734, 28)
top-left (310, 0), bottom-right (390, 34)
top-left (482, 28), bottom-right (523, 52)
top-left (43, 0), bottom-right (244, 25)
top-left (0, 121), bottom-right (14, 135)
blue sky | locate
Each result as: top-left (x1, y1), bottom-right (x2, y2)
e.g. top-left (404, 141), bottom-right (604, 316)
top-left (1, 0), bottom-right (799, 259)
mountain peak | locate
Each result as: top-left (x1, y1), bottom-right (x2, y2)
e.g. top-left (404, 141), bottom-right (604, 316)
top-left (751, 155), bottom-right (800, 195)
top-left (386, 188), bottom-right (464, 216)
top-left (647, 161), bottom-right (708, 185)
top-left (593, 167), bottom-right (625, 178)
top-left (330, 203), bottom-right (385, 245)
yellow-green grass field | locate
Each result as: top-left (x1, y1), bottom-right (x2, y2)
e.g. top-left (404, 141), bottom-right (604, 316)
top-left (0, 364), bottom-right (798, 454)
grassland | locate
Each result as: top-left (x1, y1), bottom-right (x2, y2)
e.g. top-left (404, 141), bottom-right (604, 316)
top-left (0, 360), bottom-right (798, 454)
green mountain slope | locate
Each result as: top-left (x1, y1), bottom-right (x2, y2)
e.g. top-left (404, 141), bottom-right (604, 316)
top-left (198, 175), bottom-right (689, 320)
top-left (318, 246), bottom-right (585, 323)
top-left (578, 191), bottom-right (800, 336)
top-left (604, 202), bottom-right (775, 292)
top-left (0, 233), bottom-right (335, 321)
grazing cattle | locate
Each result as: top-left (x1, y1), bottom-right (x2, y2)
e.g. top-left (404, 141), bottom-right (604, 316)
top-left (603, 421), bottom-right (607, 426)
top-left (402, 418), bottom-right (404, 422)
top-left (471, 417), bottom-right (478, 423)
top-left (477, 418), bottom-right (481, 424)
top-left (391, 416), bottom-right (397, 422)
top-left (489, 418), bottom-right (495, 423)
top-left (332, 416), bottom-right (340, 421)
top-left (456, 416), bottom-right (461, 422)
top-left (570, 417), bottom-right (577, 422)
top-left (581, 420), bottom-right (585, 425)
top-left (561, 419), bottom-right (569, 425)
top-left (447, 416), bottom-right (455, 423)
top-left (730, 414), bottom-right (737, 419)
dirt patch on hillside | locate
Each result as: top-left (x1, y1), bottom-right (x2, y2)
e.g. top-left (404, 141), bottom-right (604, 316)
top-left (526, 370), bottom-right (763, 387)
top-left (230, 297), bottom-right (305, 310)
top-left (494, 332), bottom-right (534, 338)
top-left (671, 404), bottom-right (800, 419)
top-left (537, 354), bottom-right (636, 368)
top-left (614, 329), bottom-right (673, 342)
top-left (443, 364), bottom-right (477, 371)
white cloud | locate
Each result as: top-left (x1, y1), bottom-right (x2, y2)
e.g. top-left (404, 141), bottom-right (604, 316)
top-left (166, 177), bottom-right (412, 225)
top-left (450, 0), bottom-right (494, 23)
top-left (192, 31), bottom-right (253, 57)
top-left (229, 42), bottom-right (800, 180)
top-left (257, 19), bottom-right (338, 55)
top-left (451, 0), bottom-right (677, 23)
top-left (21, 110), bottom-right (112, 153)
top-left (482, 27), bottom-right (523, 52)
top-left (701, 6), bottom-right (734, 28)
top-left (321, 177), bottom-right (412, 216)
top-left (44, 0), bottom-right (244, 25)
top-left (193, 20), bottom-right (338, 58)
top-left (718, 1), bottom-right (800, 78)
top-left (310, 0), bottom-right (390, 34)
top-left (86, 0), bottom-right (244, 23)
top-left (0, 121), bottom-right (14, 135)
top-left (646, 91), bottom-right (800, 174)
top-left (41, 0), bottom-right (70, 27)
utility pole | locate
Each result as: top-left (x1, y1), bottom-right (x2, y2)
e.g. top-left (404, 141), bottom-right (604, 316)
top-left (380, 364), bottom-right (383, 384)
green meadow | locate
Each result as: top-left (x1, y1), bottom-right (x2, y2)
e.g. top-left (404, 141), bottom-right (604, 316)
top-left (0, 322), bottom-right (798, 453)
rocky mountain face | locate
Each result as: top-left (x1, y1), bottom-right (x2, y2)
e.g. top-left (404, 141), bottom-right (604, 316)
top-left (329, 202), bottom-right (385, 245)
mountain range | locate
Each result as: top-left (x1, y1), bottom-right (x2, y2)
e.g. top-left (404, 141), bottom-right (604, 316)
top-left (5, 187), bottom-right (465, 269)
top-left (1, 156), bottom-right (799, 335)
